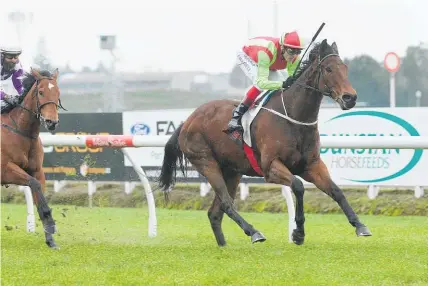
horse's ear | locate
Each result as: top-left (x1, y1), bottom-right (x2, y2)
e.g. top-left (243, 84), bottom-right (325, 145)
top-left (31, 67), bottom-right (42, 80)
top-left (52, 68), bottom-right (59, 80)
top-left (320, 39), bottom-right (329, 57)
top-left (331, 42), bottom-right (339, 54)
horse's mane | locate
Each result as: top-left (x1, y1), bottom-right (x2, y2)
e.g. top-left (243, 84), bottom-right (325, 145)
top-left (292, 42), bottom-right (322, 80)
top-left (22, 69), bottom-right (53, 97)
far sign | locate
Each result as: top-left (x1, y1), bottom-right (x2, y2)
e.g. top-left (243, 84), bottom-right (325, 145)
top-left (384, 52), bottom-right (400, 73)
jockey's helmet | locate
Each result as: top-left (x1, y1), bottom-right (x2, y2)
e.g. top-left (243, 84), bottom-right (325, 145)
top-left (280, 31), bottom-right (305, 53)
top-left (1, 46), bottom-right (22, 56)
top-left (1, 46), bottom-right (22, 71)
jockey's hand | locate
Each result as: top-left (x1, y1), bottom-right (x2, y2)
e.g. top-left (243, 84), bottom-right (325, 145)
top-left (3, 93), bottom-right (20, 104)
top-left (2, 92), bottom-right (11, 101)
top-left (282, 76), bottom-right (295, 89)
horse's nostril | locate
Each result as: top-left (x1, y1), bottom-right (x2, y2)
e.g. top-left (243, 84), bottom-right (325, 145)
top-left (342, 94), bottom-right (354, 103)
top-left (45, 119), bottom-right (58, 126)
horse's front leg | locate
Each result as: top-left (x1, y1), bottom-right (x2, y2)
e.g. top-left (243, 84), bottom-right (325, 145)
top-left (31, 168), bottom-right (58, 248)
top-left (263, 158), bottom-right (306, 245)
top-left (301, 160), bottom-right (372, 237)
top-left (2, 163), bottom-right (58, 248)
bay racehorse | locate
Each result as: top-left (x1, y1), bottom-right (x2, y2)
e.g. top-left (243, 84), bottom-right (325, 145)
top-left (159, 39), bottom-right (372, 246)
top-left (1, 68), bottom-right (65, 249)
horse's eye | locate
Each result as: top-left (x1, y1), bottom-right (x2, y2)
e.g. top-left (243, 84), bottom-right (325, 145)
top-left (326, 67), bottom-right (332, 73)
top-left (39, 91), bottom-right (43, 96)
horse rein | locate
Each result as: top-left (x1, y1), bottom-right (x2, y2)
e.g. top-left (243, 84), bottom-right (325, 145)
top-left (1, 76), bottom-right (66, 139)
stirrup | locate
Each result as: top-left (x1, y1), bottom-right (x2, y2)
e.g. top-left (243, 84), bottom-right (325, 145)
top-left (227, 129), bottom-right (243, 147)
top-left (223, 121), bottom-right (243, 133)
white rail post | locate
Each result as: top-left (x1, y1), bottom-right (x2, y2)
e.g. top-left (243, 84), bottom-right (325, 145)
top-left (200, 182), bottom-right (211, 197)
top-left (18, 186), bottom-right (36, 232)
top-left (124, 181), bottom-right (137, 194)
top-left (239, 183), bottom-right (249, 200)
top-left (414, 186), bottom-right (424, 198)
top-left (281, 186), bottom-right (296, 243)
top-left (53, 180), bottom-right (67, 192)
top-left (121, 148), bottom-right (157, 237)
top-left (87, 181), bottom-right (96, 208)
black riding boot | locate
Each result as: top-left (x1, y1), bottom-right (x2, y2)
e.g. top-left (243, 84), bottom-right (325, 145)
top-left (223, 102), bottom-right (250, 147)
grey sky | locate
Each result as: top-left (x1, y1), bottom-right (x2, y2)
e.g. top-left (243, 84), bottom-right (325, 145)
top-left (2, 0), bottom-right (427, 73)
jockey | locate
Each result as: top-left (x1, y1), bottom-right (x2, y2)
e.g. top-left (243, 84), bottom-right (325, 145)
top-left (224, 31), bottom-right (305, 146)
top-left (1, 46), bottom-right (25, 114)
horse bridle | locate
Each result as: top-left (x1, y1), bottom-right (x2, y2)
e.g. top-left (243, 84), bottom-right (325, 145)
top-left (2, 76), bottom-right (66, 139)
top-left (21, 76), bottom-right (67, 119)
top-left (295, 53), bottom-right (340, 98)
top-left (261, 53), bottom-right (342, 126)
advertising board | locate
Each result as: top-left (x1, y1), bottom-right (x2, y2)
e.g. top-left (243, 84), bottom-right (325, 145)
top-left (42, 113), bottom-right (125, 181)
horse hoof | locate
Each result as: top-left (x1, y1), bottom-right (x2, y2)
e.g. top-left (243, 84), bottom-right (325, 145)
top-left (356, 226), bottom-right (372, 237)
top-left (251, 232), bottom-right (266, 243)
top-left (46, 240), bottom-right (60, 250)
top-left (292, 229), bottom-right (305, 245)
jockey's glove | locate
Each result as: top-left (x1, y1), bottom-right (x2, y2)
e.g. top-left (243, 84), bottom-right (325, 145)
top-left (3, 93), bottom-right (22, 105)
top-left (282, 76), bottom-right (295, 89)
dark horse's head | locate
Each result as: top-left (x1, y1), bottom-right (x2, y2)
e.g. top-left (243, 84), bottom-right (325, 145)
top-left (294, 39), bottom-right (357, 110)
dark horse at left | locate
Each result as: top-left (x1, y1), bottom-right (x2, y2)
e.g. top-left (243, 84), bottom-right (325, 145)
top-left (159, 39), bottom-right (372, 246)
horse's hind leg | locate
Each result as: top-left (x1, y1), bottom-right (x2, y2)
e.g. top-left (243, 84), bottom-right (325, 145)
top-left (192, 156), bottom-right (265, 245)
top-left (32, 169), bottom-right (58, 249)
top-left (207, 195), bottom-right (226, 246)
top-left (302, 160), bottom-right (372, 237)
top-left (207, 170), bottom-right (242, 246)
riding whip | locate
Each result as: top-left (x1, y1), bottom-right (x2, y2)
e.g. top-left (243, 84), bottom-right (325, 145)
top-left (292, 22), bottom-right (326, 78)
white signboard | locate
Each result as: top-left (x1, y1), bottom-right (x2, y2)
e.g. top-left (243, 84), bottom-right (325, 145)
top-left (122, 109), bottom-right (193, 167)
top-left (123, 107), bottom-right (428, 186)
top-left (317, 108), bottom-right (428, 186)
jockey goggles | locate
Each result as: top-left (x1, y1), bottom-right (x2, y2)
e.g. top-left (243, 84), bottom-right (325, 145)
top-left (285, 47), bottom-right (302, 56)
top-left (4, 54), bottom-right (20, 59)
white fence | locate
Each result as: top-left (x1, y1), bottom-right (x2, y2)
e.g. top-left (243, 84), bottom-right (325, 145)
top-left (19, 134), bottom-right (428, 243)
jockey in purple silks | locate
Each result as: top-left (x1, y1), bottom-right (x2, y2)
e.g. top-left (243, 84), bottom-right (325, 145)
top-left (1, 46), bottom-right (25, 114)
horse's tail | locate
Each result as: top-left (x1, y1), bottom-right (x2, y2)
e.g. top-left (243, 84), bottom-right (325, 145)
top-left (158, 123), bottom-right (186, 201)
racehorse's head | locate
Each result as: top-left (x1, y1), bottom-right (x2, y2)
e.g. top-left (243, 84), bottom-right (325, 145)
top-left (31, 68), bottom-right (62, 131)
top-left (317, 39), bottom-right (357, 110)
